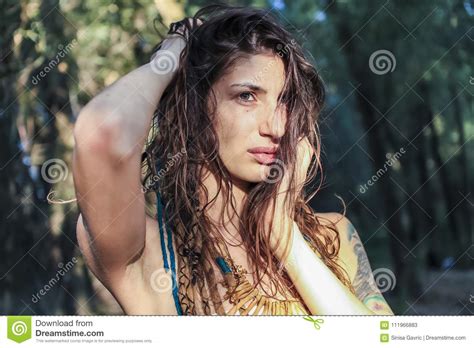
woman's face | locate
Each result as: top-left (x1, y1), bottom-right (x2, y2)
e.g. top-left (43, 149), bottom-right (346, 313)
top-left (210, 52), bottom-right (288, 185)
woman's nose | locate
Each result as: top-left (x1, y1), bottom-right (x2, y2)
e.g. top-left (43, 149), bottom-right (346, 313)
top-left (259, 104), bottom-right (287, 139)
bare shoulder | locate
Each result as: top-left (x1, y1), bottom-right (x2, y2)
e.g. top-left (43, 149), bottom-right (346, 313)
top-left (314, 212), bottom-right (349, 232)
top-left (314, 212), bottom-right (394, 315)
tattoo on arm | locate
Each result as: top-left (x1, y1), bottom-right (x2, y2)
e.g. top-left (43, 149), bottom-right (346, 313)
top-left (347, 221), bottom-right (394, 314)
top-left (347, 222), bottom-right (378, 299)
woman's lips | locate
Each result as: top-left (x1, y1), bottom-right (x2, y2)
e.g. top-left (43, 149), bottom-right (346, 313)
top-left (248, 151), bottom-right (277, 165)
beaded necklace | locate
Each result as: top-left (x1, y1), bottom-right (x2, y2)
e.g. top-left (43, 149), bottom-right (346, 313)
top-left (206, 233), bottom-right (311, 315)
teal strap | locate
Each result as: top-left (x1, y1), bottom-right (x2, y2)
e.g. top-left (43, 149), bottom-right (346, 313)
top-left (216, 257), bottom-right (232, 274)
top-left (155, 160), bottom-right (183, 315)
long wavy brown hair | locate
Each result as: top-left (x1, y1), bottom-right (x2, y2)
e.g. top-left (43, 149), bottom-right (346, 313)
top-left (141, 4), bottom-right (355, 314)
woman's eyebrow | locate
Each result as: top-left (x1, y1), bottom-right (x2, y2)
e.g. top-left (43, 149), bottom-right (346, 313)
top-left (230, 82), bottom-right (268, 94)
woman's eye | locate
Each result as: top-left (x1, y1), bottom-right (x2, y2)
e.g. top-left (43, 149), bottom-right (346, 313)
top-left (238, 92), bottom-right (256, 103)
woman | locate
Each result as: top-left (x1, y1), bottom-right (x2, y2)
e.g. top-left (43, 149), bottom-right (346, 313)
top-left (72, 4), bottom-right (394, 315)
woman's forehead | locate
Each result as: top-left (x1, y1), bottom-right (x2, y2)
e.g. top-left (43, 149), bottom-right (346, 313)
top-left (219, 53), bottom-right (286, 95)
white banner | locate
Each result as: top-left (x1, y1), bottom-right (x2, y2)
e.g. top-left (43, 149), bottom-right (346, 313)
top-left (0, 315), bottom-right (472, 347)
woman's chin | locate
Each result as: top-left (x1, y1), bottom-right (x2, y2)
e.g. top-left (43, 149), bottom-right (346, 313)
top-left (227, 161), bottom-right (276, 185)
top-left (249, 164), bottom-right (273, 183)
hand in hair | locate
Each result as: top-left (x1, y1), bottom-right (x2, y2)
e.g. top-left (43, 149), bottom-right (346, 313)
top-left (168, 17), bottom-right (203, 39)
top-left (152, 17), bottom-right (203, 59)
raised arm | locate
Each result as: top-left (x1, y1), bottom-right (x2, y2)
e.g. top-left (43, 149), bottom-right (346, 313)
top-left (72, 34), bottom-right (186, 283)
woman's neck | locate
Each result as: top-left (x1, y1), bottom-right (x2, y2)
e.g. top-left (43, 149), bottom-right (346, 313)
top-left (199, 165), bottom-right (250, 245)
